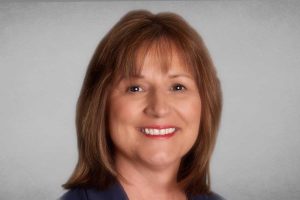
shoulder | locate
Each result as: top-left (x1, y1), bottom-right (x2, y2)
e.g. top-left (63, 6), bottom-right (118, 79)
top-left (60, 188), bottom-right (87, 200)
top-left (60, 183), bottom-right (128, 200)
top-left (190, 191), bottom-right (225, 200)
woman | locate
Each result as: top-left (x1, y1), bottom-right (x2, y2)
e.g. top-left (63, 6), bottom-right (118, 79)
top-left (61, 10), bottom-right (223, 200)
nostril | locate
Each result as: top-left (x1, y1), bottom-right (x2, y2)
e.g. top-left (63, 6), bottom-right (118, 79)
top-left (144, 92), bottom-right (170, 117)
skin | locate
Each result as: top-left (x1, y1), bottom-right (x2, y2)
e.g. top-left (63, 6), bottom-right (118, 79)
top-left (108, 46), bottom-right (202, 200)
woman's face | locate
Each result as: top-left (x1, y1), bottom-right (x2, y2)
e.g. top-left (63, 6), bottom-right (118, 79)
top-left (108, 47), bottom-right (201, 171)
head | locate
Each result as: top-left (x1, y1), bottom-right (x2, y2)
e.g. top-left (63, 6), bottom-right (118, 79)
top-left (63, 10), bottom-right (222, 195)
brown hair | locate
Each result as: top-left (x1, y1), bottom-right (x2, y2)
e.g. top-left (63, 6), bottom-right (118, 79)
top-left (63, 10), bottom-right (222, 195)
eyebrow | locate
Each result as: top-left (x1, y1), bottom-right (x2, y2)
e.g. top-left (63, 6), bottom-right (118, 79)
top-left (168, 74), bottom-right (194, 80)
top-left (123, 74), bottom-right (194, 80)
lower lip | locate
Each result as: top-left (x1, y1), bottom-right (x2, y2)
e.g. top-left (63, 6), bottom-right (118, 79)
top-left (143, 132), bottom-right (176, 139)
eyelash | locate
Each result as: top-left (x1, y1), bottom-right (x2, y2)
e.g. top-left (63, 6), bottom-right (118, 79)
top-left (171, 83), bottom-right (186, 92)
top-left (127, 85), bottom-right (143, 93)
top-left (127, 83), bottom-right (186, 93)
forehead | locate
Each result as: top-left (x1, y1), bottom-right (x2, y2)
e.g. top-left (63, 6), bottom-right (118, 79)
top-left (111, 37), bottom-right (197, 84)
top-left (134, 39), bottom-right (194, 76)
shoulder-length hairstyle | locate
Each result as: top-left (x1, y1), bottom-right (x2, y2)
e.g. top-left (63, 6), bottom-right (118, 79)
top-left (63, 10), bottom-right (222, 195)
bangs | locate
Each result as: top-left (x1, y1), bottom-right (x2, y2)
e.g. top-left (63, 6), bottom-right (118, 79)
top-left (112, 35), bottom-right (198, 82)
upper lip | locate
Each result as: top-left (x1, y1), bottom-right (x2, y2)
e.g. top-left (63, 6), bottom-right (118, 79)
top-left (138, 125), bottom-right (179, 129)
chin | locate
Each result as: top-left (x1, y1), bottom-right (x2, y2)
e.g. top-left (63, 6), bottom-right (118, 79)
top-left (140, 152), bottom-right (181, 170)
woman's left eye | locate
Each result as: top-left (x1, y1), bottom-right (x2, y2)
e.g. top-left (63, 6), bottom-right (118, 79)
top-left (171, 84), bottom-right (186, 92)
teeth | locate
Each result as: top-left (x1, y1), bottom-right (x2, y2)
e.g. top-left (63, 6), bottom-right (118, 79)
top-left (141, 128), bottom-right (176, 135)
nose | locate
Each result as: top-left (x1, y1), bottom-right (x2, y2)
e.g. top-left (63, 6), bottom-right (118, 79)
top-left (144, 89), bottom-right (170, 118)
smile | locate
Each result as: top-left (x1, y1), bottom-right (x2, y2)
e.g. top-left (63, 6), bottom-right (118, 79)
top-left (140, 127), bottom-right (177, 137)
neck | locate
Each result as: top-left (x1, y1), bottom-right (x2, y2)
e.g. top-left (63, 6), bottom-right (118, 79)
top-left (115, 154), bottom-right (186, 200)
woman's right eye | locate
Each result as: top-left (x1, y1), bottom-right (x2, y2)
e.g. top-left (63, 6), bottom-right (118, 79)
top-left (127, 85), bottom-right (143, 93)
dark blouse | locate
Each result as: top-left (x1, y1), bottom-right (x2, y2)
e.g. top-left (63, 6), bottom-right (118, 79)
top-left (60, 182), bottom-right (224, 200)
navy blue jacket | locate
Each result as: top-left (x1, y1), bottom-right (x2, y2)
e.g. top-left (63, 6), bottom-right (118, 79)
top-left (60, 182), bottom-right (224, 200)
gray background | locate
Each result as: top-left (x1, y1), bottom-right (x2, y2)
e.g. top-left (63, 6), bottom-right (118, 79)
top-left (1, 1), bottom-right (299, 200)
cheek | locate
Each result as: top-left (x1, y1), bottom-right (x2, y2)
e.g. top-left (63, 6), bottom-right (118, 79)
top-left (178, 96), bottom-right (201, 145)
top-left (108, 97), bottom-right (142, 135)
top-left (178, 96), bottom-right (201, 125)
top-left (108, 97), bottom-right (145, 156)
